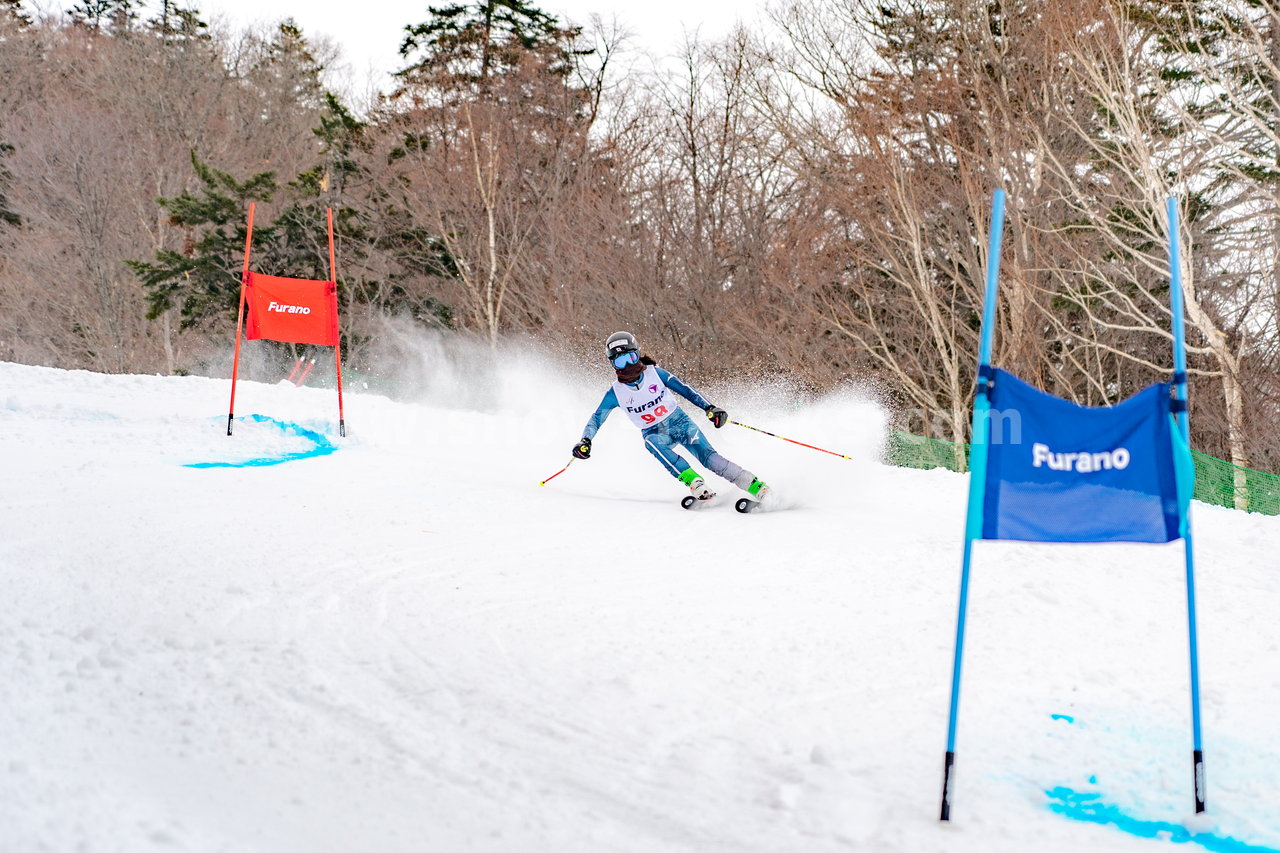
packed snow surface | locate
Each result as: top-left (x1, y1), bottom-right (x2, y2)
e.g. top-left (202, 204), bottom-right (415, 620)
top-left (2, 350), bottom-right (1278, 853)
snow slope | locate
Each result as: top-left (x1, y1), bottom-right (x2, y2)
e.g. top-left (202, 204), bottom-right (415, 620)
top-left (1, 350), bottom-right (1278, 853)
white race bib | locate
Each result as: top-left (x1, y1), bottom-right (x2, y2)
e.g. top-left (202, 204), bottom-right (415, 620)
top-left (613, 366), bottom-right (677, 429)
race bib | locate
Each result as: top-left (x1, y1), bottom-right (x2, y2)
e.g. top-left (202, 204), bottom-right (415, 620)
top-left (613, 366), bottom-right (677, 429)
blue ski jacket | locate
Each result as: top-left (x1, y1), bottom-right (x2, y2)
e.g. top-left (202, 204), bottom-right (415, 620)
top-left (581, 367), bottom-right (711, 440)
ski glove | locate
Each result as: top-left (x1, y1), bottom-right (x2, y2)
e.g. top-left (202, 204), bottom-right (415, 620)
top-left (572, 437), bottom-right (592, 460)
top-left (706, 406), bottom-right (728, 429)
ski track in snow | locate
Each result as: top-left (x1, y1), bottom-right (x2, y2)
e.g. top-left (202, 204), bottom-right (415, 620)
top-left (1, 358), bottom-right (1279, 853)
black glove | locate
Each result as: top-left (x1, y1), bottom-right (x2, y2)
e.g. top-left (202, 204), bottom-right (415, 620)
top-left (571, 437), bottom-right (592, 459)
top-left (706, 406), bottom-right (728, 429)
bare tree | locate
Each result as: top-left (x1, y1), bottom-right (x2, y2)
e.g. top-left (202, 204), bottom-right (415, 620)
top-left (758, 0), bottom-right (1023, 445)
top-left (0, 11), bottom-right (331, 373)
top-left (1138, 0), bottom-right (1280, 475)
top-left (1029, 1), bottom-right (1273, 500)
top-left (376, 7), bottom-right (637, 348)
top-left (621, 28), bottom-right (813, 378)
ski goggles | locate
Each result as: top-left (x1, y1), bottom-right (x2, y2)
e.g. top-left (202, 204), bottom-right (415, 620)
top-left (612, 350), bottom-right (639, 369)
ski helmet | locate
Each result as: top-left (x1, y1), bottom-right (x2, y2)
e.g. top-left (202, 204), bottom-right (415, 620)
top-left (605, 331), bottom-right (638, 362)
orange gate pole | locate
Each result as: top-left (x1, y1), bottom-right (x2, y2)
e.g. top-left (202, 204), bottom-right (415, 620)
top-left (327, 208), bottom-right (346, 437)
top-left (227, 202), bottom-right (255, 435)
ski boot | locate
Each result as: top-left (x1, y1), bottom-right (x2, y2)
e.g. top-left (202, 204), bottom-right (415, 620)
top-left (679, 468), bottom-right (715, 509)
top-left (735, 477), bottom-right (769, 513)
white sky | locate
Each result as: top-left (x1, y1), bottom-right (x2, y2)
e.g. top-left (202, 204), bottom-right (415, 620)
top-left (193, 0), bottom-right (775, 93)
top-left (19, 0), bottom-right (774, 91)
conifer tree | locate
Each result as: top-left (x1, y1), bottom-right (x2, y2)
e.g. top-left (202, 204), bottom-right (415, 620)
top-left (254, 20), bottom-right (329, 111)
top-left (67, 0), bottom-right (135, 32)
top-left (380, 1), bottom-right (605, 343)
top-left (1, 0), bottom-right (30, 26)
top-left (127, 153), bottom-right (278, 330)
top-left (0, 1), bottom-right (27, 226)
top-left (144, 1), bottom-right (208, 42)
top-left (1109, 0), bottom-right (1280, 475)
top-left (396, 0), bottom-right (575, 98)
top-left (129, 89), bottom-right (458, 344)
top-left (0, 141), bottom-right (18, 228)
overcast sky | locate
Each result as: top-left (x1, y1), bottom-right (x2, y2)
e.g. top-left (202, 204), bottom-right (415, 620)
top-left (190, 0), bottom-right (774, 93)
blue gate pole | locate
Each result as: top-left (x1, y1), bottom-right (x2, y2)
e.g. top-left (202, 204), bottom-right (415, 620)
top-left (940, 188), bottom-right (1005, 821)
top-left (1167, 197), bottom-right (1206, 813)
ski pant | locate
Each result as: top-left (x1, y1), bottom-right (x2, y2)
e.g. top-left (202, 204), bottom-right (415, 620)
top-left (641, 408), bottom-right (755, 490)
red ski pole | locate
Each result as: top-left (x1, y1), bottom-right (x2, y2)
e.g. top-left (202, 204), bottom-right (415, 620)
top-left (730, 419), bottom-right (853, 460)
top-left (286, 355), bottom-right (305, 383)
top-left (539, 459), bottom-right (574, 486)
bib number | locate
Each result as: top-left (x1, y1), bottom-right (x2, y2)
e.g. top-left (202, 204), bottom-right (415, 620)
top-left (641, 405), bottom-right (670, 424)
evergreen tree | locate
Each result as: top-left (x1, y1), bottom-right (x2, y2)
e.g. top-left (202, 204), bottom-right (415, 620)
top-left (377, 0), bottom-right (603, 342)
top-left (0, 0), bottom-right (23, 227)
top-left (67, 0), bottom-right (136, 32)
top-left (144, 1), bottom-right (209, 43)
top-left (0, 140), bottom-right (19, 228)
top-left (394, 0), bottom-right (580, 101)
top-left (1115, 0), bottom-right (1280, 472)
top-left (127, 153), bottom-right (278, 330)
top-left (1, 0), bottom-right (31, 27)
top-left (252, 20), bottom-right (329, 111)
top-left (129, 93), bottom-right (458, 341)
top-left (297, 95), bottom-right (458, 328)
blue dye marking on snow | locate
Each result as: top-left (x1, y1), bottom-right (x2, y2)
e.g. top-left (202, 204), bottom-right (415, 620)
top-left (1046, 788), bottom-right (1280, 853)
top-left (185, 415), bottom-right (337, 468)
top-left (1051, 714), bottom-right (1075, 724)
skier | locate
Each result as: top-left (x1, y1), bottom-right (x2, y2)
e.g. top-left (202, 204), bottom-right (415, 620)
top-left (571, 331), bottom-right (769, 504)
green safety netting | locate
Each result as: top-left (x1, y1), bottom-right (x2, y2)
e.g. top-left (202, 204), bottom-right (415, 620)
top-left (1188, 448), bottom-right (1280, 515)
top-left (884, 430), bottom-right (1280, 516)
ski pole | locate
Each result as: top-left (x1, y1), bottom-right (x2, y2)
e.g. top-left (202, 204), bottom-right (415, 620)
top-left (729, 419), bottom-right (853, 460)
top-left (286, 355), bottom-right (305, 383)
top-left (539, 458), bottom-right (574, 486)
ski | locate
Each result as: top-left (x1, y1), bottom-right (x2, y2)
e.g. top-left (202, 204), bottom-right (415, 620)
top-left (735, 497), bottom-right (760, 513)
top-left (681, 493), bottom-right (717, 509)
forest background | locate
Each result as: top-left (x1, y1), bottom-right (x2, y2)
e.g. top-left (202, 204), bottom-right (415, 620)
top-left (0, 0), bottom-right (1277, 474)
